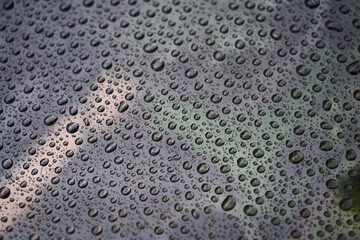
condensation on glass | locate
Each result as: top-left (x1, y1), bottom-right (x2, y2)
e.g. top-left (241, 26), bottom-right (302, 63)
top-left (0, 0), bottom-right (360, 239)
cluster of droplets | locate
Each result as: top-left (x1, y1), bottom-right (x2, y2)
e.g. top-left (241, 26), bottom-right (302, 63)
top-left (0, 0), bottom-right (360, 239)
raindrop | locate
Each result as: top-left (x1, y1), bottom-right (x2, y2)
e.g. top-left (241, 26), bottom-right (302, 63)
top-left (221, 195), bottom-right (236, 211)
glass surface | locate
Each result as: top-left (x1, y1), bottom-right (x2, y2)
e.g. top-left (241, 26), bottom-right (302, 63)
top-left (0, 0), bottom-right (360, 239)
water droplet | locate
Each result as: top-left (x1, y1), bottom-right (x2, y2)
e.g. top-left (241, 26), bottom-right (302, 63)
top-left (66, 122), bottom-right (79, 133)
top-left (118, 101), bottom-right (129, 113)
top-left (244, 205), bottom-right (258, 216)
top-left (185, 68), bottom-right (198, 78)
top-left (304, 0), bottom-right (320, 9)
top-left (346, 61), bottom-right (360, 75)
top-left (213, 50), bottom-right (225, 61)
top-left (102, 60), bottom-right (113, 70)
top-left (105, 142), bottom-right (117, 153)
top-left (339, 198), bottom-right (353, 211)
top-left (44, 115), bottom-right (58, 126)
top-left (289, 150), bottom-right (304, 164)
top-left (2, 158), bottom-right (13, 169)
top-left (296, 65), bottom-right (311, 76)
top-left (151, 58), bottom-right (165, 71)
top-left (143, 43), bottom-right (158, 53)
top-left (221, 195), bottom-right (236, 211)
top-left (0, 186), bottom-right (10, 199)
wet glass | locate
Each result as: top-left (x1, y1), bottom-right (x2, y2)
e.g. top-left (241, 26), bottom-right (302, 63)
top-left (0, 0), bottom-right (360, 239)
